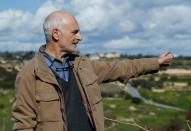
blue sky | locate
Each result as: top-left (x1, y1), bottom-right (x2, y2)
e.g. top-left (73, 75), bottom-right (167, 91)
top-left (0, 0), bottom-right (191, 56)
top-left (0, 0), bottom-right (70, 13)
top-left (0, 0), bottom-right (46, 13)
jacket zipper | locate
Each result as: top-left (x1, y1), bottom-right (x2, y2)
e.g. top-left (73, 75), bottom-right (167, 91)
top-left (76, 57), bottom-right (97, 130)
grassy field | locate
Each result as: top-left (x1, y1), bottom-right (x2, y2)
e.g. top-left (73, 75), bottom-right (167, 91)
top-left (138, 87), bottom-right (191, 109)
top-left (103, 98), bottom-right (186, 131)
top-left (1, 78), bottom-right (191, 131)
top-left (0, 89), bottom-right (187, 131)
top-left (0, 82), bottom-right (191, 131)
top-left (0, 89), bottom-right (14, 131)
top-left (0, 55), bottom-right (191, 130)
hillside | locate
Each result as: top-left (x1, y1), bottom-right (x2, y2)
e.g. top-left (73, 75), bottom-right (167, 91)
top-left (0, 52), bottom-right (191, 130)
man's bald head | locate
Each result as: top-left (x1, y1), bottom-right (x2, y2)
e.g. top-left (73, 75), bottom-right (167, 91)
top-left (48, 11), bottom-right (75, 20)
top-left (43, 11), bottom-right (77, 42)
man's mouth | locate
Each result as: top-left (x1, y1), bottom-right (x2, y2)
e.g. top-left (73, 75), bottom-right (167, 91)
top-left (72, 41), bottom-right (78, 45)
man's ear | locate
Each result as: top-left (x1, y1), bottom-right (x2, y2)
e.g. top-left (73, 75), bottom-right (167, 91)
top-left (52, 28), bottom-right (60, 41)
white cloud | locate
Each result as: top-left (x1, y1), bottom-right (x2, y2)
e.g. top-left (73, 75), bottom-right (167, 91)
top-left (118, 20), bottom-right (135, 32)
top-left (104, 36), bottom-right (139, 49)
top-left (72, 0), bottom-right (131, 32)
top-left (0, 0), bottom-right (65, 43)
top-left (76, 6), bottom-right (109, 32)
top-left (31, 0), bottom-right (65, 32)
top-left (0, 41), bottom-right (42, 51)
top-left (0, 9), bottom-right (32, 31)
top-left (144, 5), bottom-right (191, 33)
top-left (0, 0), bottom-right (191, 56)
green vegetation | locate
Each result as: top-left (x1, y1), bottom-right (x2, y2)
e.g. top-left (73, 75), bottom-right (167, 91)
top-left (100, 71), bottom-right (191, 130)
top-left (170, 57), bottom-right (191, 69)
top-left (0, 53), bottom-right (191, 130)
top-left (129, 73), bottom-right (191, 90)
top-left (100, 82), bottom-right (126, 98)
top-left (103, 98), bottom-right (187, 130)
top-left (138, 88), bottom-right (191, 109)
top-left (0, 67), bottom-right (17, 89)
top-left (0, 88), bottom-right (189, 131)
top-left (0, 89), bottom-right (14, 131)
top-left (0, 64), bottom-right (17, 130)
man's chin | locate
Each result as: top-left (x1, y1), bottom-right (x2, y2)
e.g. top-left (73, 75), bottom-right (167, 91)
top-left (61, 48), bottom-right (77, 54)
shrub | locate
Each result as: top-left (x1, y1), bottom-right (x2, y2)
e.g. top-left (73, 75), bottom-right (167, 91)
top-left (164, 115), bottom-right (184, 131)
top-left (104, 111), bottom-right (116, 128)
top-left (124, 93), bottom-right (132, 100)
top-left (131, 98), bottom-right (142, 104)
top-left (130, 79), bottom-right (154, 90)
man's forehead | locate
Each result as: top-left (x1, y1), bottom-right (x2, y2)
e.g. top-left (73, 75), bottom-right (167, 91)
top-left (64, 18), bottom-right (80, 30)
top-left (49, 11), bottom-right (79, 27)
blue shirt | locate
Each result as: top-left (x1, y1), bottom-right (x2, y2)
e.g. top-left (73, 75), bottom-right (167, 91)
top-left (42, 48), bottom-right (69, 82)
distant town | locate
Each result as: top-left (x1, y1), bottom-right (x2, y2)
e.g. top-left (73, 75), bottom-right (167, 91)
top-left (0, 51), bottom-right (191, 72)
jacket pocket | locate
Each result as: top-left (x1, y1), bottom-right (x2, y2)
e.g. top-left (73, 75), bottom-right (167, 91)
top-left (78, 67), bottom-right (101, 104)
top-left (85, 79), bottom-right (102, 106)
top-left (36, 92), bottom-right (59, 102)
top-left (35, 84), bottom-right (62, 122)
top-left (36, 121), bottom-right (64, 131)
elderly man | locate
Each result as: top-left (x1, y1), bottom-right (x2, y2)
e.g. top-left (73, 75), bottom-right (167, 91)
top-left (12, 11), bottom-right (174, 131)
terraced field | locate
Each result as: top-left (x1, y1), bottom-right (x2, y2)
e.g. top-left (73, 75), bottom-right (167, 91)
top-left (0, 55), bottom-right (191, 130)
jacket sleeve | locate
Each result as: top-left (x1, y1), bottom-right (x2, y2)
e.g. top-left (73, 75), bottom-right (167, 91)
top-left (12, 73), bottom-right (37, 131)
top-left (91, 58), bottom-right (160, 84)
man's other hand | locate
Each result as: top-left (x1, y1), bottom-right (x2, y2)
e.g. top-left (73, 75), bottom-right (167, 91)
top-left (158, 51), bottom-right (174, 66)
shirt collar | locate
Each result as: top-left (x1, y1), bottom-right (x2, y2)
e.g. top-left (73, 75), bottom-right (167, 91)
top-left (42, 45), bottom-right (69, 69)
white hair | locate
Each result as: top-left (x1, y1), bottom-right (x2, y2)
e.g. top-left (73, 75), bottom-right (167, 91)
top-left (43, 16), bottom-right (64, 42)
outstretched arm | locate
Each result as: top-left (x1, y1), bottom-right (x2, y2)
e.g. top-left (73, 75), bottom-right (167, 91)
top-left (91, 51), bottom-right (174, 84)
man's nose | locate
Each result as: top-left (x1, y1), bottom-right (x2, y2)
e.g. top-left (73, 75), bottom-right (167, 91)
top-left (76, 32), bottom-right (82, 41)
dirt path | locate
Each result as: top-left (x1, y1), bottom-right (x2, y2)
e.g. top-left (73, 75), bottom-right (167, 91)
top-left (159, 69), bottom-right (191, 75)
top-left (126, 83), bottom-right (185, 111)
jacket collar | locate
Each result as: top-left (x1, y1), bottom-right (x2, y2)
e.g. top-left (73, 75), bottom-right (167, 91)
top-left (34, 45), bottom-right (81, 84)
top-left (34, 52), bottom-right (58, 84)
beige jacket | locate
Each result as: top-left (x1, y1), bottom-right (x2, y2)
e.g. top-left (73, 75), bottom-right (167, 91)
top-left (12, 51), bottom-right (160, 131)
